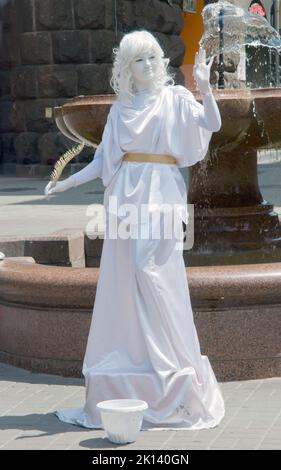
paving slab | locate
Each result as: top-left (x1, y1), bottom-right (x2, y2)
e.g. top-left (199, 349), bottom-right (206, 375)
top-left (0, 363), bottom-right (280, 450)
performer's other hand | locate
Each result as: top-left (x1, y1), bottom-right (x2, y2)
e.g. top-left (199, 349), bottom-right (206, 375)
top-left (44, 178), bottom-right (73, 196)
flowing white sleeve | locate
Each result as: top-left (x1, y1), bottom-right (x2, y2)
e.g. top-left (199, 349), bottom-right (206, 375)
top-left (70, 142), bottom-right (103, 188)
top-left (171, 85), bottom-right (221, 168)
top-left (193, 91), bottom-right (221, 132)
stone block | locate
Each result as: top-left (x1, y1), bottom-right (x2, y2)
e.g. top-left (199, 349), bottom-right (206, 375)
top-left (77, 64), bottom-right (112, 95)
top-left (15, 163), bottom-right (46, 177)
top-left (0, 231), bottom-right (85, 267)
top-left (85, 256), bottom-right (101, 267)
top-left (0, 32), bottom-right (13, 70)
top-left (25, 230), bottom-right (85, 266)
top-left (0, 133), bottom-right (17, 163)
top-left (122, 0), bottom-right (184, 35)
top-left (91, 30), bottom-right (115, 63)
top-left (9, 100), bottom-right (26, 132)
top-left (14, 132), bottom-right (40, 164)
top-left (1, 0), bottom-right (13, 30)
top-left (15, 0), bottom-right (34, 32)
top-left (0, 239), bottom-right (25, 257)
top-left (74, 0), bottom-right (109, 29)
top-left (38, 131), bottom-right (73, 166)
top-left (10, 66), bottom-right (37, 99)
top-left (10, 95), bottom-right (60, 136)
top-left (37, 65), bottom-right (77, 98)
top-left (35, 0), bottom-right (73, 30)
top-left (38, 164), bottom-right (57, 177)
top-left (0, 163), bottom-right (16, 175)
top-left (52, 31), bottom-right (90, 64)
top-left (104, 0), bottom-right (115, 30)
top-left (84, 233), bottom-right (104, 267)
top-left (24, 98), bottom-right (57, 132)
top-left (0, 101), bottom-right (15, 132)
top-left (21, 32), bottom-right (51, 65)
top-left (0, 70), bottom-right (11, 98)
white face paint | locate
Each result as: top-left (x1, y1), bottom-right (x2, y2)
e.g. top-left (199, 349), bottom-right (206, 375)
top-left (130, 51), bottom-right (157, 92)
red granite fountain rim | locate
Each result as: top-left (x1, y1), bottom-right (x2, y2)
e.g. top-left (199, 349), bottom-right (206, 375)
top-left (1, 257), bottom-right (281, 310)
top-left (68, 93), bottom-right (116, 102)
top-left (195, 87), bottom-right (281, 100)
top-left (62, 95), bottom-right (116, 107)
top-left (0, 258), bottom-right (97, 309)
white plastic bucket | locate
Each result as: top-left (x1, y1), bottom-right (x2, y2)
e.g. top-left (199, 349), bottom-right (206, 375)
top-left (96, 399), bottom-right (148, 444)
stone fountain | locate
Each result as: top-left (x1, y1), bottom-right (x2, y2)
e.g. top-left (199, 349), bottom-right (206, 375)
top-left (54, 86), bottom-right (281, 266)
top-left (188, 1), bottom-right (281, 265)
top-left (1, 1), bottom-right (281, 381)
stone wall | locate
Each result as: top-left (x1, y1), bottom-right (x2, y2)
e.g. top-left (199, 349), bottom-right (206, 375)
top-left (0, 0), bottom-right (18, 173)
top-left (0, 0), bottom-right (185, 176)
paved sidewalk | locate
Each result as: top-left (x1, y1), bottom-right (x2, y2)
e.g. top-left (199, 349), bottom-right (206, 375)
top-left (0, 176), bottom-right (106, 237)
top-left (0, 362), bottom-right (280, 450)
top-left (0, 162), bottom-right (280, 237)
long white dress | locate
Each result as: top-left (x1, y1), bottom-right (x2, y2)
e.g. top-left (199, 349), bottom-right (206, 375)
top-left (55, 85), bottom-right (225, 431)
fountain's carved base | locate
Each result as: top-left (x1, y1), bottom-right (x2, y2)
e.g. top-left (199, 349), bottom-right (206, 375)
top-left (185, 203), bottom-right (281, 266)
top-left (185, 88), bottom-right (281, 265)
top-left (0, 257), bottom-right (281, 382)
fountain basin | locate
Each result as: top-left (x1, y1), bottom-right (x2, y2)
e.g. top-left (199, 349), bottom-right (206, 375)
top-left (54, 94), bottom-right (115, 147)
top-left (188, 88), bottom-right (281, 265)
top-left (53, 88), bottom-right (281, 266)
top-left (0, 257), bottom-right (280, 381)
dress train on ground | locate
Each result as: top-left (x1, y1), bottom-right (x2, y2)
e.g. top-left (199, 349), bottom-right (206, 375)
top-left (55, 210), bottom-right (225, 431)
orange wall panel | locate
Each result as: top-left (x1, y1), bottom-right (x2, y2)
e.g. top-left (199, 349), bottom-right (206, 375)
top-left (180, 1), bottom-right (204, 89)
top-left (180, 0), bottom-right (204, 64)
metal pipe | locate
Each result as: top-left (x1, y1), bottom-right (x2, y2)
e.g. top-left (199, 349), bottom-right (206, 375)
top-left (218, 7), bottom-right (225, 89)
top-left (274, 0), bottom-right (280, 33)
top-left (273, 0), bottom-right (280, 86)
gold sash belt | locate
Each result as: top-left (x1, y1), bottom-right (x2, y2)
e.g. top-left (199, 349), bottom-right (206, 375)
top-left (122, 152), bottom-right (177, 164)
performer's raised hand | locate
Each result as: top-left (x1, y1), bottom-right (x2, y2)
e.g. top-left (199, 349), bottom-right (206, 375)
top-left (193, 47), bottom-right (214, 94)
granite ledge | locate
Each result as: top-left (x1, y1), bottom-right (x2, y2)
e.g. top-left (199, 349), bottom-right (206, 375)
top-left (1, 257), bottom-right (281, 309)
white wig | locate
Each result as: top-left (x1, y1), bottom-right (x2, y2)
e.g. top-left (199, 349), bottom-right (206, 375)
top-left (110, 30), bottom-right (175, 103)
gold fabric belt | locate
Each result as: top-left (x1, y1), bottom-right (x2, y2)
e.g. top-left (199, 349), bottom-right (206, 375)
top-left (122, 152), bottom-right (177, 164)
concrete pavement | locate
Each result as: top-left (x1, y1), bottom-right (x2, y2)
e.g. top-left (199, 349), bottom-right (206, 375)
top-left (0, 362), bottom-right (280, 450)
top-left (0, 163), bottom-right (280, 237)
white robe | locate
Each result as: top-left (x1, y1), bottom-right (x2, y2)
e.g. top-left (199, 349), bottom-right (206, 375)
top-left (55, 85), bottom-right (225, 431)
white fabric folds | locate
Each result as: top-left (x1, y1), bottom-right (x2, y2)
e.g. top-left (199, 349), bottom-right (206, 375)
top-left (55, 85), bottom-right (225, 431)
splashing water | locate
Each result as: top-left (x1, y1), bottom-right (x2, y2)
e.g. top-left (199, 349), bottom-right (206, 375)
top-left (200, 0), bottom-right (281, 89)
top-left (200, 0), bottom-right (281, 56)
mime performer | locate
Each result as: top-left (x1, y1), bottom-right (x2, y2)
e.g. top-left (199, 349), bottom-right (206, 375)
top-left (45, 30), bottom-right (225, 431)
